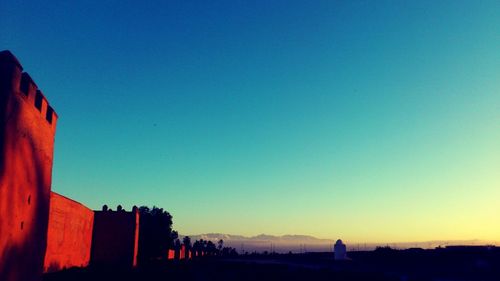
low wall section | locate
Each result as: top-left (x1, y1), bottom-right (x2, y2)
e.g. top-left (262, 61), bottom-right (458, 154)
top-left (43, 192), bottom-right (94, 273)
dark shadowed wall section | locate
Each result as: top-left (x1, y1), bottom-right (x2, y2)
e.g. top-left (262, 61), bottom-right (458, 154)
top-left (91, 208), bottom-right (140, 267)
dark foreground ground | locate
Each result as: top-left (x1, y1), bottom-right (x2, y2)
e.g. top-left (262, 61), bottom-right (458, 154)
top-left (43, 247), bottom-right (500, 281)
top-left (42, 260), bottom-right (395, 281)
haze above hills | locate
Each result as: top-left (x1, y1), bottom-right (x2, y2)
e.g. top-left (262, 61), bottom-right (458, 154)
top-left (184, 233), bottom-right (497, 253)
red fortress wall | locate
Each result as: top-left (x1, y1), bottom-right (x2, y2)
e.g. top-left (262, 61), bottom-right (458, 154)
top-left (0, 51), bottom-right (58, 281)
top-left (91, 207), bottom-right (140, 267)
top-left (44, 192), bottom-right (94, 273)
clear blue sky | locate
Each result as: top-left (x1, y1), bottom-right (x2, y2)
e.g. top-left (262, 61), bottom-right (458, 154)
top-left (1, 0), bottom-right (499, 242)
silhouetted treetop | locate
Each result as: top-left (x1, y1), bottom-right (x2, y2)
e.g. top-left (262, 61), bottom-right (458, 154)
top-left (183, 236), bottom-right (192, 249)
top-left (137, 205), bottom-right (176, 264)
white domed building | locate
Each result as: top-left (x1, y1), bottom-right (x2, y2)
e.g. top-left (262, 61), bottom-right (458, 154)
top-left (334, 239), bottom-right (347, 260)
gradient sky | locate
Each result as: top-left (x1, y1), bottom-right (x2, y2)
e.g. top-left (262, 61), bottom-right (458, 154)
top-left (1, 1), bottom-right (499, 243)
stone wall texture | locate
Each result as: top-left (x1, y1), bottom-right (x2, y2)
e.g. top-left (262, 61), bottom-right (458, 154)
top-left (44, 192), bottom-right (94, 273)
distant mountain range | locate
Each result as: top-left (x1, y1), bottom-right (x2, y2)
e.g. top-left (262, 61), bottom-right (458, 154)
top-left (182, 233), bottom-right (497, 253)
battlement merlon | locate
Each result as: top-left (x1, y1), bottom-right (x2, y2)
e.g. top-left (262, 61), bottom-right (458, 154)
top-left (0, 50), bottom-right (58, 130)
top-left (0, 50), bottom-right (22, 70)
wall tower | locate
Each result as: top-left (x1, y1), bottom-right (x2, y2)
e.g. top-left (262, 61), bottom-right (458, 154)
top-left (0, 50), bottom-right (58, 281)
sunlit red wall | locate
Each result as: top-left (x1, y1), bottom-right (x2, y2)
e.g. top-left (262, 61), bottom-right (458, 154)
top-left (91, 209), bottom-right (140, 267)
top-left (43, 192), bottom-right (94, 273)
top-left (180, 245), bottom-right (186, 259)
top-left (0, 51), bottom-right (58, 281)
top-left (167, 249), bottom-right (175, 260)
